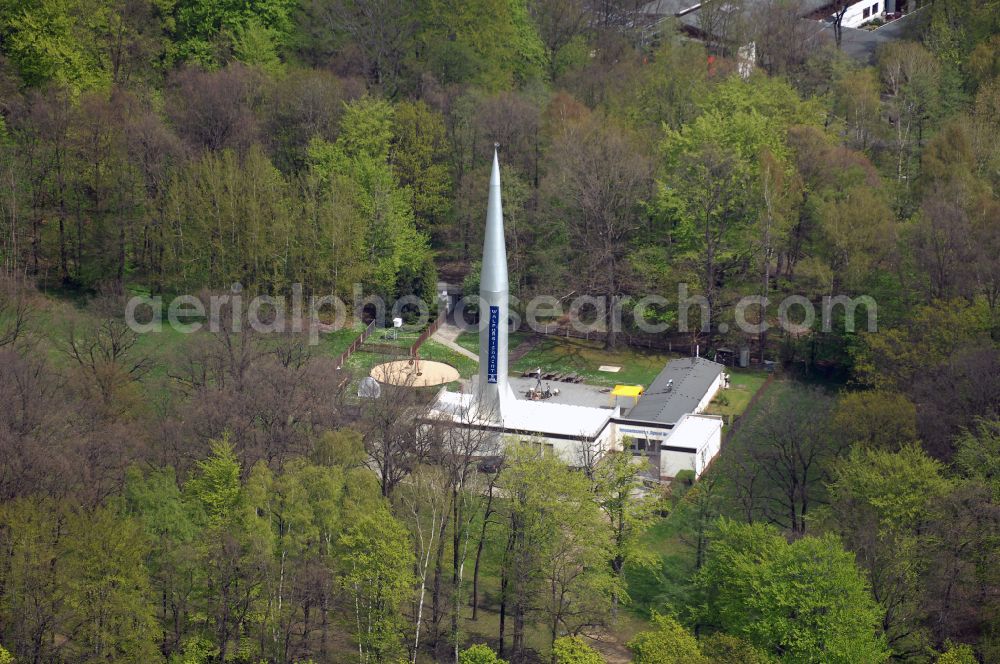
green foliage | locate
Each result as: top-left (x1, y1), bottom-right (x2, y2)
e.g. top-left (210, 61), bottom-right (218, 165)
top-left (620, 35), bottom-right (708, 132)
top-left (167, 0), bottom-right (295, 66)
top-left (851, 299), bottom-right (990, 390)
top-left (230, 17), bottom-right (283, 73)
top-left (821, 444), bottom-right (953, 656)
top-left (954, 419), bottom-right (1000, 499)
top-left (124, 465), bottom-right (197, 541)
top-left (0, 0), bottom-right (110, 91)
top-left (312, 428), bottom-right (366, 469)
top-left (935, 641), bottom-right (978, 664)
top-left (162, 146), bottom-right (295, 293)
top-left (499, 444), bottom-right (619, 653)
top-left (393, 100), bottom-right (452, 233)
top-left (661, 76), bottom-right (823, 177)
top-left (828, 444), bottom-right (952, 531)
top-left (338, 505), bottom-right (414, 662)
top-left (651, 78), bottom-right (817, 320)
top-left (59, 505), bottom-right (163, 662)
top-left (702, 76), bottom-right (826, 133)
top-left (120, 435), bottom-right (396, 664)
top-left (185, 435), bottom-right (242, 523)
top-left (416, 0), bottom-right (545, 88)
top-left (307, 96), bottom-right (436, 301)
top-left (593, 451), bottom-right (661, 609)
top-left (336, 95), bottom-right (395, 161)
top-left (551, 34), bottom-right (589, 79)
top-left (553, 636), bottom-right (605, 664)
top-left (831, 390), bottom-right (918, 450)
top-left (167, 634), bottom-right (218, 664)
top-left (698, 633), bottom-right (775, 663)
top-left (459, 643), bottom-right (508, 664)
top-left (694, 519), bottom-right (889, 663)
top-left (628, 613), bottom-right (707, 664)
top-left (0, 498), bottom-right (162, 663)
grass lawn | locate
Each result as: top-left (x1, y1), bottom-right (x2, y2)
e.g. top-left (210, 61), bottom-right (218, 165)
top-left (721, 378), bottom-right (828, 447)
top-left (417, 338), bottom-right (478, 378)
top-left (624, 514), bottom-right (697, 620)
top-left (704, 368), bottom-right (769, 422)
top-left (28, 296), bottom-right (192, 383)
top-left (343, 341), bottom-right (476, 379)
top-left (505, 336), bottom-right (677, 388)
top-left (454, 329), bottom-right (531, 355)
top-left (341, 337), bottom-right (478, 395)
top-left (365, 325), bottom-right (425, 349)
top-left (313, 320), bottom-right (365, 359)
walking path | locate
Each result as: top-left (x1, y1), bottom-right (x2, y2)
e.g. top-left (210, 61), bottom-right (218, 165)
top-left (431, 323), bottom-right (480, 362)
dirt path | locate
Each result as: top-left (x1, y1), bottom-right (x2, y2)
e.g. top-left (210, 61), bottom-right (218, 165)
top-left (583, 629), bottom-right (632, 663)
top-left (431, 323), bottom-right (480, 362)
top-left (509, 334), bottom-right (542, 363)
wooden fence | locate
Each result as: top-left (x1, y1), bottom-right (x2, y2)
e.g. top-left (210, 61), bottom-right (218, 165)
top-left (360, 343), bottom-right (412, 357)
top-left (334, 313), bottom-right (444, 370)
top-left (409, 315), bottom-right (444, 356)
top-left (333, 319), bottom-right (376, 369)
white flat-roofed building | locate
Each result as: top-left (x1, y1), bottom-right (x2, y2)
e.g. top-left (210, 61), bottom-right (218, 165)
top-left (658, 413), bottom-right (723, 478)
top-left (429, 386), bottom-right (618, 464)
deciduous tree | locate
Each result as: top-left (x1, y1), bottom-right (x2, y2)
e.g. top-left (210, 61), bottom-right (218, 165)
top-left (694, 519), bottom-right (889, 663)
top-left (823, 445), bottom-right (952, 658)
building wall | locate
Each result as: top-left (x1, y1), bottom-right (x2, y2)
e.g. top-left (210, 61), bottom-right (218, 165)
top-left (693, 418), bottom-right (722, 477)
top-left (660, 448), bottom-right (697, 479)
top-left (694, 372), bottom-right (724, 414)
top-left (511, 423), bottom-right (618, 467)
top-left (842, 0), bottom-right (883, 28)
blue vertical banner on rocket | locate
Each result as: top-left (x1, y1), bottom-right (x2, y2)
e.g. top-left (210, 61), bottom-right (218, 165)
top-left (487, 306), bottom-right (499, 383)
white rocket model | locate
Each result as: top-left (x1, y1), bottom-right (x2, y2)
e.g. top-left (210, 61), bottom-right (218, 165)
top-left (477, 148), bottom-right (512, 420)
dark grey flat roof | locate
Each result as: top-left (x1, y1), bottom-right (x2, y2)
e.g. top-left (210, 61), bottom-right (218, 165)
top-left (624, 357), bottom-right (724, 425)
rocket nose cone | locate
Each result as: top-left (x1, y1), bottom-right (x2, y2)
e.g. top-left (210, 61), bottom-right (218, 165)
top-left (481, 147), bottom-right (508, 292)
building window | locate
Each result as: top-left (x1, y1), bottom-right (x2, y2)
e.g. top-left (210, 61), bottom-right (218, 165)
top-left (863, 7), bottom-right (870, 17)
top-left (872, 3), bottom-right (879, 12)
top-left (532, 441), bottom-right (555, 457)
top-left (630, 438), bottom-right (656, 456)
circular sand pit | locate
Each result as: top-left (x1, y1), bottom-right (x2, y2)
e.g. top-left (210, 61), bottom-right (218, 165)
top-left (371, 359), bottom-right (460, 387)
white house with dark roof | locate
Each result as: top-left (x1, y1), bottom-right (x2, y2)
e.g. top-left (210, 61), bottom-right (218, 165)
top-left (615, 357), bottom-right (725, 480)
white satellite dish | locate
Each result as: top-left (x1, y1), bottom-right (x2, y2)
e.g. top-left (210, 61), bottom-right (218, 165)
top-left (358, 376), bottom-right (381, 399)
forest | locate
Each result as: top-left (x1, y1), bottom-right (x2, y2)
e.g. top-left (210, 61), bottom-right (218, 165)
top-left (0, 0), bottom-right (999, 662)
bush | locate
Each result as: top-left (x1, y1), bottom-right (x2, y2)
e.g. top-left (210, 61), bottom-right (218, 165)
top-left (553, 636), bottom-right (605, 664)
top-left (459, 644), bottom-right (508, 664)
top-left (628, 613), bottom-right (708, 664)
top-left (699, 633), bottom-right (775, 663)
top-left (935, 642), bottom-right (977, 664)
